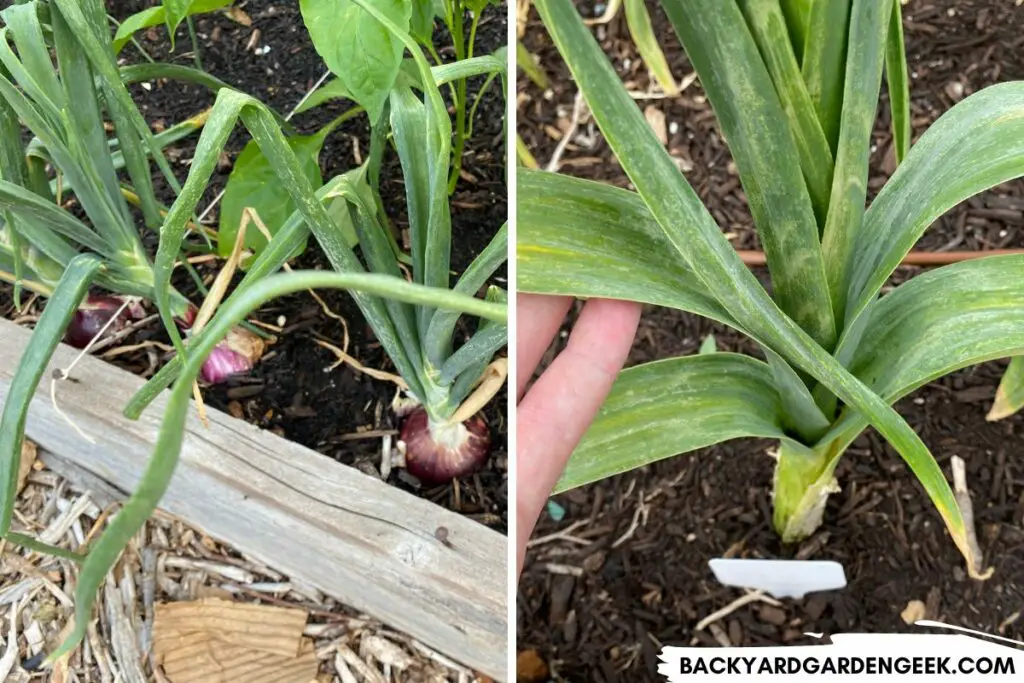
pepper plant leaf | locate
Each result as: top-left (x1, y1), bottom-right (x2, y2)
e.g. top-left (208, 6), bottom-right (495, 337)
top-left (218, 134), bottom-right (324, 260)
top-left (300, 0), bottom-right (412, 122)
top-left (115, 0), bottom-right (232, 53)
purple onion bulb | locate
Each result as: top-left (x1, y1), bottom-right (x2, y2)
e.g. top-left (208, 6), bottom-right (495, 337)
top-left (400, 408), bottom-right (491, 484)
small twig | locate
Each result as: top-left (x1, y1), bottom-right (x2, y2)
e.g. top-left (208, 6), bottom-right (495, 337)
top-left (951, 455), bottom-right (994, 580)
top-left (694, 591), bottom-right (782, 632)
top-left (526, 519), bottom-right (592, 548)
top-left (343, 429), bottom-right (401, 443)
top-left (546, 91), bottom-right (587, 173)
top-left (99, 340), bottom-right (175, 360)
top-left (612, 487), bottom-right (650, 548)
top-left (88, 313), bottom-right (160, 354)
top-left (0, 600), bottom-right (21, 680)
top-left (313, 339), bottom-right (408, 388)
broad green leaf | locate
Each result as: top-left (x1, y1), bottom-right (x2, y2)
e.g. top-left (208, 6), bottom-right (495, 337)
top-left (114, 0), bottom-right (233, 54)
top-left (558, 354), bottom-right (786, 491)
top-left (662, 0), bottom-right (836, 349)
top-left (164, 0), bottom-right (192, 49)
top-left (536, 0), bottom-right (977, 573)
top-left (819, 0), bottom-right (893, 324)
top-left (517, 170), bottom-right (733, 326)
top-left (778, 0), bottom-right (811, 61)
top-left (801, 0), bottom-right (851, 154)
top-left (623, 0), bottom-right (678, 96)
top-left (989, 357), bottom-right (1024, 422)
top-left (884, 0), bottom-right (911, 164)
top-left (218, 134), bottom-right (324, 260)
top-left (411, 0), bottom-right (435, 41)
top-left (847, 82), bottom-right (1024, 329)
top-left (465, 0), bottom-right (500, 14)
top-left (113, 6), bottom-right (162, 53)
top-left (300, 0), bottom-right (412, 121)
top-left (739, 0), bottom-right (833, 226)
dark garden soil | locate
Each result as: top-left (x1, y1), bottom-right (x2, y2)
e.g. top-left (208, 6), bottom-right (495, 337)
top-left (0, 1), bottom-right (509, 530)
top-left (517, 0), bottom-right (1024, 680)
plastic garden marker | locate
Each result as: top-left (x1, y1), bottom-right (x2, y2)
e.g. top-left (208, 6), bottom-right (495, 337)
top-left (709, 558), bottom-right (847, 599)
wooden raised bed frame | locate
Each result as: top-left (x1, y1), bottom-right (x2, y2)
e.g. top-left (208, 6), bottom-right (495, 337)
top-left (0, 317), bottom-right (508, 680)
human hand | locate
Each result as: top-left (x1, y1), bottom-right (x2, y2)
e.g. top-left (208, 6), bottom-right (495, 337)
top-left (515, 293), bottom-right (642, 579)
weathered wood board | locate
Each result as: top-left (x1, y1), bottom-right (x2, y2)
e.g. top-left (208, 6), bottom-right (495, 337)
top-left (0, 317), bottom-right (508, 680)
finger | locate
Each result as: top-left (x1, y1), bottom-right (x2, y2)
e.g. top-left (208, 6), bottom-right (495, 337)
top-left (515, 293), bottom-right (573, 401)
top-left (516, 298), bottom-right (642, 577)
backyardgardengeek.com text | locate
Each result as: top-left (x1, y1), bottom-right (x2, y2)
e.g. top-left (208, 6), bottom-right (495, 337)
top-left (676, 655), bottom-right (1016, 676)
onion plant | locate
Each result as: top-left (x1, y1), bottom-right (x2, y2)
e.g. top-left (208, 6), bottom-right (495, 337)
top-left (0, 0), bottom-right (201, 322)
top-left (519, 0), bottom-right (1024, 578)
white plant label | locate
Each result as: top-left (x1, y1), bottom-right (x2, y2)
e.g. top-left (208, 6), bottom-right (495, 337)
top-left (709, 558), bottom-right (847, 599)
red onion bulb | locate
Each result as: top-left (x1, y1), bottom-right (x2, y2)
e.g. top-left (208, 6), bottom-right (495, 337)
top-left (65, 295), bottom-right (146, 349)
top-left (400, 408), bottom-right (490, 484)
top-left (200, 327), bottom-right (265, 384)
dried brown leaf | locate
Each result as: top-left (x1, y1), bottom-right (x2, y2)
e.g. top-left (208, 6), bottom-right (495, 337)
top-left (17, 440), bottom-right (37, 494)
